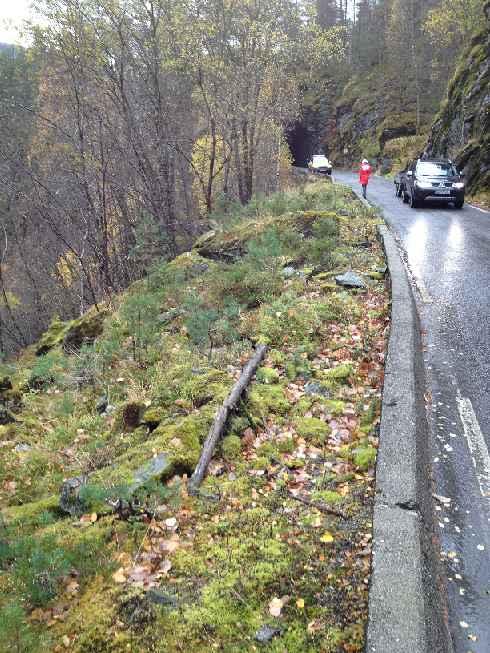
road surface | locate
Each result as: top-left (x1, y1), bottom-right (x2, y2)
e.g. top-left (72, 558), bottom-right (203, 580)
top-left (335, 171), bottom-right (490, 653)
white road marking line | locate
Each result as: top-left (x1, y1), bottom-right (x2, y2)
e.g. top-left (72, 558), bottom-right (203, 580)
top-left (456, 391), bottom-right (490, 499)
top-left (468, 203), bottom-right (490, 214)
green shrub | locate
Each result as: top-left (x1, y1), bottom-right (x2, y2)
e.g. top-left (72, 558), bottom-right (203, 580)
top-left (255, 293), bottom-right (321, 347)
top-left (183, 292), bottom-right (240, 352)
top-left (119, 291), bottom-right (162, 362)
top-left (28, 350), bottom-right (67, 389)
top-left (0, 601), bottom-right (41, 652)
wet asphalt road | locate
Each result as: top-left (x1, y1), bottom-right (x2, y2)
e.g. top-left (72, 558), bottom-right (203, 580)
top-left (334, 171), bottom-right (490, 653)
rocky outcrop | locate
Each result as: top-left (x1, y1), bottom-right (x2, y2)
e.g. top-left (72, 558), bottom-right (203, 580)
top-left (35, 306), bottom-right (109, 356)
top-left (330, 71), bottom-right (432, 170)
top-left (425, 3), bottom-right (490, 193)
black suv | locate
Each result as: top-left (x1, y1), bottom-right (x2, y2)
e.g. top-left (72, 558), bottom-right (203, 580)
top-left (400, 159), bottom-right (465, 209)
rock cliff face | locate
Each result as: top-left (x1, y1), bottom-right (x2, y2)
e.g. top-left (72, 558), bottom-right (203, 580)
top-left (425, 2), bottom-right (490, 193)
top-left (330, 70), bottom-right (431, 171)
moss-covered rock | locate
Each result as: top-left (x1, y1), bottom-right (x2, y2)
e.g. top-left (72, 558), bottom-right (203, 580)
top-left (194, 211), bottom-right (338, 261)
top-left (180, 368), bottom-right (231, 406)
top-left (35, 306), bottom-right (109, 356)
top-left (319, 363), bottom-right (353, 384)
top-left (35, 315), bottom-right (69, 356)
top-left (63, 307), bottom-right (109, 352)
top-left (255, 367), bottom-right (280, 384)
top-left (294, 416), bottom-right (330, 444)
top-left (312, 489), bottom-right (343, 504)
top-left (141, 406), bottom-right (167, 429)
top-left (247, 385), bottom-right (290, 419)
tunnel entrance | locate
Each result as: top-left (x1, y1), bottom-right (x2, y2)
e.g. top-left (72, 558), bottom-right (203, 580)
top-left (286, 121), bottom-right (317, 167)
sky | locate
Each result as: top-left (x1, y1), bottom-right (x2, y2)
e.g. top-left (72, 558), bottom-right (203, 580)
top-left (0, 0), bottom-right (33, 44)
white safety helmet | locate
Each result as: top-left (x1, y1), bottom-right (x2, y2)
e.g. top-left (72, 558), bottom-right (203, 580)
top-left (362, 158), bottom-right (369, 164)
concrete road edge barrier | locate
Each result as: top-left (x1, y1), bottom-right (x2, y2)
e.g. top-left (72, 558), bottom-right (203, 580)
top-left (368, 222), bottom-right (453, 653)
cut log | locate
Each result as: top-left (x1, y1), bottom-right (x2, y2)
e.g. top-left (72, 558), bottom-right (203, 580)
top-left (189, 344), bottom-right (268, 493)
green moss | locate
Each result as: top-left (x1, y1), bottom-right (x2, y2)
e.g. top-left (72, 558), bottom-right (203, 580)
top-left (312, 490), bottom-right (343, 504)
top-left (194, 211), bottom-right (338, 262)
top-left (268, 349), bottom-right (286, 365)
top-left (293, 396), bottom-right (315, 415)
top-left (320, 363), bottom-right (353, 383)
top-left (294, 417), bottom-right (330, 444)
top-left (353, 444), bottom-right (377, 470)
top-left (141, 406), bottom-right (166, 427)
top-left (65, 577), bottom-right (132, 653)
top-left (277, 436), bottom-right (295, 454)
top-left (180, 368), bottom-right (231, 405)
top-left (248, 385), bottom-right (290, 420)
top-left (34, 307), bottom-right (109, 357)
top-left (228, 415), bottom-right (251, 436)
top-left (63, 307), bottom-right (109, 352)
top-left (255, 367), bottom-right (280, 384)
top-left (323, 400), bottom-right (345, 416)
top-left (35, 315), bottom-right (71, 356)
top-left (3, 496), bottom-right (60, 526)
top-left (145, 414), bottom-right (208, 471)
top-left (221, 435), bottom-right (242, 461)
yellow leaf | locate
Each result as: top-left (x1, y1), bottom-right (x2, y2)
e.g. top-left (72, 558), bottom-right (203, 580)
top-left (296, 598), bottom-right (305, 609)
top-left (112, 567), bottom-right (126, 583)
top-left (62, 635), bottom-right (71, 648)
top-left (320, 531), bottom-right (334, 543)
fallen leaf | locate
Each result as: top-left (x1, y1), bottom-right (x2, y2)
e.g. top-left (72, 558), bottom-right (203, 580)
top-left (80, 512), bottom-right (98, 524)
top-left (307, 619), bottom-right (322, 634)
top-left (112, 568), bottom-right (126, 583)
top-left (269, 597), bottom-right (284, 617)
top-left (65, 580), bottom-right (80, 594)
top-left (296, 598), bottom-right (305, 609)
top-left (62, 635), bottom-right (70, 648)
top-left (320, 531), bottom-right (334, 543)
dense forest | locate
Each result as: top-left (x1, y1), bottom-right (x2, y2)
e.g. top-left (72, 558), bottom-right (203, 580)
top-left (0, 0), bottom-right (487, 355)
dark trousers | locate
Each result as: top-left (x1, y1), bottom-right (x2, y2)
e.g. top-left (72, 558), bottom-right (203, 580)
top-left (362, 183), bottom-right (367, 199)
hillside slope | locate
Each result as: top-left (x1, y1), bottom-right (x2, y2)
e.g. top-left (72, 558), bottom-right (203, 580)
top-left (425, 1), bottom-right (490, 196)
top-left (0, 179), bottom-right (388, 652)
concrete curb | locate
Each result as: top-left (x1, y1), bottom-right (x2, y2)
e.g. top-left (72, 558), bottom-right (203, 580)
top-left (347, 191), bottom-right (452, 652)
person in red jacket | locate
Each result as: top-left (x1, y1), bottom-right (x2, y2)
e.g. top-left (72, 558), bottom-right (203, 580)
top-left (359, 158), bottom-right (372, 199)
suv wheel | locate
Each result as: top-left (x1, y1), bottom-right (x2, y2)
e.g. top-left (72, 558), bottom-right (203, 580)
top-left (454, 200), bottom-right (464, 209)
top-left (409, 192), bottom-right (419, 209)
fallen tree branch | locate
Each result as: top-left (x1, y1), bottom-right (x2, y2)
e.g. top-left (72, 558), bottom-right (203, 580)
top-left (189, 344), bottom-right (268, 493)
top-left (287, 491), bottom-right (348, 519)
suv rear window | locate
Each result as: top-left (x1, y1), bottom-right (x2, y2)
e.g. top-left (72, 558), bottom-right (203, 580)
top-left (416, 162), bottom-right (456, 176)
